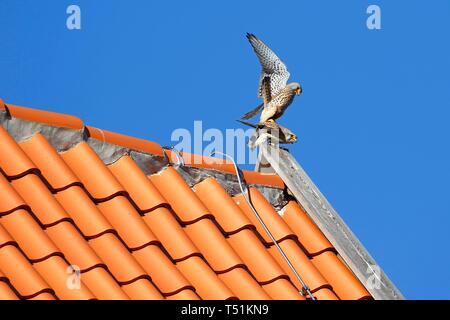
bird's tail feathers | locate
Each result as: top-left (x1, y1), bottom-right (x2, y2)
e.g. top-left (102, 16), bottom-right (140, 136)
top-left (236, 119), bottom-right (258, 128)
top-left (240, 103), bottom-right (264, 120)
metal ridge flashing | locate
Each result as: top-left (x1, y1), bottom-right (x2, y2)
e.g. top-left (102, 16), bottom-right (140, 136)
top-left (260, 144), bottom-right (404, 300)
top-left (0, 105), bottom-right (290, 208)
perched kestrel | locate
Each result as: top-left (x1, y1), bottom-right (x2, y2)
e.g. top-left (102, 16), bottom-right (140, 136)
top-left (237, 119), bottom-right (298, 149)
top-left (242, 33), bottom-right (302, 123)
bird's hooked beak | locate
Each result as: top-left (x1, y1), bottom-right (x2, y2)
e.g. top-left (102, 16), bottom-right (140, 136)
top-left (295, 87), bottom-right (302, 95)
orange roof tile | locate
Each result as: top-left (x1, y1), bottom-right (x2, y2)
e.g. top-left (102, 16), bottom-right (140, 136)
top-left (281, 201), bottom-right (333, 256)
top-left (165, 150), bottom-right (237, 174)
top-left (86, 126), bottom-right (163, 157)
top-left (0, 277), bottom-right (19, 300)
top-left (262, 278), bottom-right (306, 300)
top-left (19, 133), bottom-right (81, 191)
top-left (0, 209), bottom-right (60, 262)
top-left (44, 221), bottom-right (104, 272)
top-left (0, 127), bottom-right (37, 179)
top-left (61, 142), bottom-right (126, 201)
top-left (27, 292), bottom-right (57, 300)
top-left (88, 233), bottom-right (147, 285)
top-left (0, 244), bottom-right (52, 298)
top-left (33, 256), bottom-right (95, 300)
top-left (184, 219), bottom-right (245, 273)
top-left (108, 155), bottom-right (166, 212)
top-left (96, 196), bottom-right (159, 250)
top-left (121, 278), bottom-right (163, 300)
top-left (217, 268), bottom-right (271, 300)
top-left (312, 287), bottom-right (340, 300)
top-left (166, 289), bottom-right (200, 300)
top-left (193, 178), bottom-right (253, 234)
top-left (165, 149), bottom-right (284, 189)
top-left (242, 171), bottom-right (285, 189)
top-left (0, 174), bottom-right (28, 215)
top-left (6, 104), bottom-right (83, 130)
top-left (10, 174), bottom-right (71, 226)
top-left (227, 229), bottom-right (287, 284)
top-left (268, 239), bottom-right (329, 292)
top-left (142, 207), bottom-right (200, 261)
top-left (0, 224), bottom-right (15, 249)
top-left (149, 167), bottom-right (212, 223)
top-left (54, 185), bottom-right (114, 238)
top-left (132, 245), bottom-right (193, 295)
top-left (234, 188), bottom-right (296, 245)
top-left (0, 102), bottom-right (372, 300)
top-left (176, 256), bottom-right (236, 300)
top-left (312, 250), bottom-right (371, 300)
top-left (81, 267), bottom-right (130, 300)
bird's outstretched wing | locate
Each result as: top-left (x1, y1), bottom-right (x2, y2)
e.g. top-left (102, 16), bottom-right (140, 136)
top-left (246, 33), bottom-right (290, 99)
top-left (236, 119), bottom-right (259, 128)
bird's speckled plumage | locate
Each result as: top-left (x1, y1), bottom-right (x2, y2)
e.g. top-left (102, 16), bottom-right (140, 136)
top-left (246, 33), bottom-right (291, 100)
top-left (242, 33), bottom-right (302, 122)
top-left (259, 83), bottom-right (300, 122)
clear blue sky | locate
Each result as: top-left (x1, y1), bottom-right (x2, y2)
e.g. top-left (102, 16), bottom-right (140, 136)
top-left (1, 0), bottom-right (449, 299)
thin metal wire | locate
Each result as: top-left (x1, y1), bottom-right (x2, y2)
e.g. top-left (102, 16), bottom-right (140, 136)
top-left (97, 128), bottom-right (107, 153)
top-left (162, 146), bottom-right (185, 167)
top-left (210, 151), bottom-right (316, 300)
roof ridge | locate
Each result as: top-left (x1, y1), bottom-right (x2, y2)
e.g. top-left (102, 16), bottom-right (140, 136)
top-left (0, 100), bottom-right (285, 189)
top-left (2, 103), bottom-right (84, 130)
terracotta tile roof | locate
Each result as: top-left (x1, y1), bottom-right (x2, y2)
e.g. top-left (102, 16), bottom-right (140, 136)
top-left (0, 100), bottom-right (372, 300)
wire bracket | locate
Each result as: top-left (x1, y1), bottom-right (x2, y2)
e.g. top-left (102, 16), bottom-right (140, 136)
top-left (210, 151), bottom-right (315, 300)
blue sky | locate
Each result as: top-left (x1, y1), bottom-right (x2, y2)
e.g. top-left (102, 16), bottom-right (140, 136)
top-left (1, 0), bottom-right (449, 299)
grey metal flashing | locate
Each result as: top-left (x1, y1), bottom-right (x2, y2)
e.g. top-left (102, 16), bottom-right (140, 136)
top-left (260, 144), bottom-right (404, 300)
top-left (0, 111), bottom-right (169, 176)
top-left (86, 137), bottom-right (169, 175)
top-left (2, 117), bottom-right (84, 152)
top-left (87, 137), bottom-right (130, 164)
top-left (129, 150), bottom-right (168, 176)
top-left (0, 108), bottom-right (8, 125)
top-left (176, 165), bottom-right (288, 208)
top-left (254, 185), bottom-right (289, 211)
top-left (0, 111), bottom-right (287, 207)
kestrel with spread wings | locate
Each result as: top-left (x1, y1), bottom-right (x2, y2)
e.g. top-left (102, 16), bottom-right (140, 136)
top-left (242, 33), bottom-right (302, 123)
